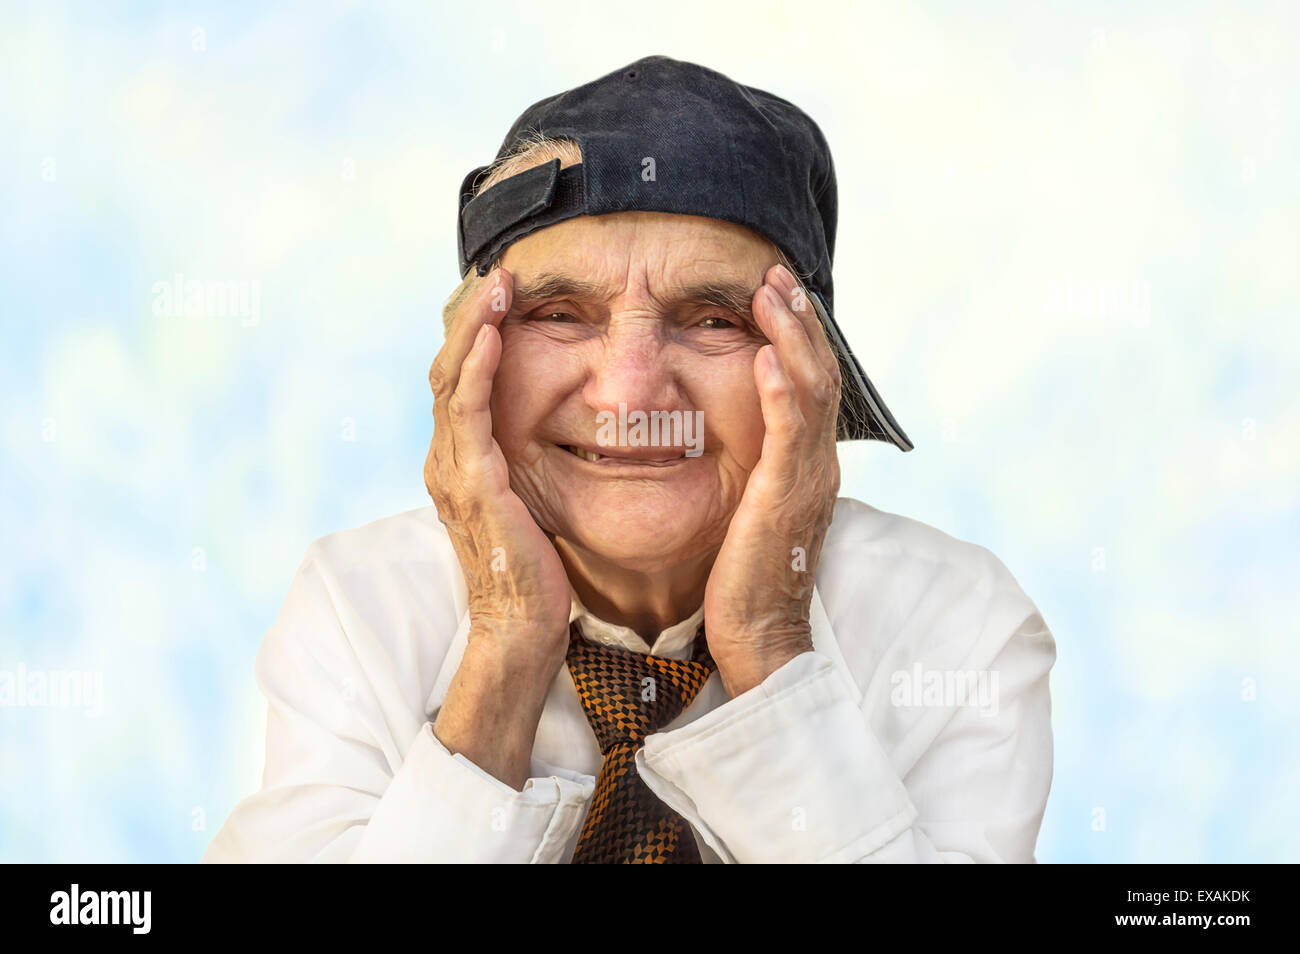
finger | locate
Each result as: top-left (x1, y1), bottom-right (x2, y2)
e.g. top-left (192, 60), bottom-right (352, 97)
top-left (766, 264), bottom-right (839, 384)
top-left (448, 322), bottom-right (507, 491)
top-left (753, 344), bottom-right (803, 476)
top-left (431, 267), bottom-right (512, 404)
top-left (432, 267), bottom-right (513, 447)
top-left (753, 283), bottom-right (837, 421)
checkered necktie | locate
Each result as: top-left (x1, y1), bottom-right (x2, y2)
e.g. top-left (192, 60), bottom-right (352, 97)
top-left (565, 618), bottom-right (716, 863)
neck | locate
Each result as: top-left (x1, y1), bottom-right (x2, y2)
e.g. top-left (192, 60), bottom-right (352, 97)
top-left (554, 538), bottom-right (717, 643)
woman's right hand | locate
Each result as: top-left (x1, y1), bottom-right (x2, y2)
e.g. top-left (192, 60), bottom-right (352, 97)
top-left (424, 266), bottom-right (573, 675)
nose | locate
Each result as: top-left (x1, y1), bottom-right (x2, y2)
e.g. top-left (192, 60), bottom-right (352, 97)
top-left (582, 316), bottom-right (681, 417)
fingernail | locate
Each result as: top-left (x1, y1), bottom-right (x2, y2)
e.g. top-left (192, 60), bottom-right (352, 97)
top-left (474, 324), bottom-right (489, 349)
top-left (764, 284), bottom-right (786, 311)
top-left (772, 264), bottom-right (796, 293)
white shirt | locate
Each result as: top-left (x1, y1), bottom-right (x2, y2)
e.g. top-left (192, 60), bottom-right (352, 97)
top-left (203, 496), bottom-right (1056, 864)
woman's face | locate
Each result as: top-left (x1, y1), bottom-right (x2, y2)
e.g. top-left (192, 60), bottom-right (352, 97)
top-left (490, 211), bottom-right (777, 573)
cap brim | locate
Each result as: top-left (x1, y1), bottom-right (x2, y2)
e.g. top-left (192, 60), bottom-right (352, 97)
top-left (809, 291), bottom-right (913, 450)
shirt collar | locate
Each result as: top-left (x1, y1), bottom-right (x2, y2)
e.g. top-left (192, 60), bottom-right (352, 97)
top-left (568, 586), bottom-right (705, 658)
top-left (425, 579), bottom-right (860, 720)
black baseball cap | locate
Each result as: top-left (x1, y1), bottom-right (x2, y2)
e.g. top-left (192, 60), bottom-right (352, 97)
top-left (455, 54), bottom-right (912, 450)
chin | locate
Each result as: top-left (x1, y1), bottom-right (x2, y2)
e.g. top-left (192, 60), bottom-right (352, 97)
top-left (554, 497), bottom-right (725, 571)
top-left (513, 442), bottom-right (737, 570)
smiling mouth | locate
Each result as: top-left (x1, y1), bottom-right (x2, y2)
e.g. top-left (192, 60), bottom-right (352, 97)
top-left (562, 444), bottom-right (605, 463)
top-left (559, 444), bottom-right (687, 465)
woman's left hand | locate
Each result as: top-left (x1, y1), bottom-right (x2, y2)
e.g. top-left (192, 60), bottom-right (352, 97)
top-left (703, 263), bottom-right (842, 697)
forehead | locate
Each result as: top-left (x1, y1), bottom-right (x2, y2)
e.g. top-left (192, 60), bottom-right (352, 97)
top-left (498, 211), bottom-right (777, 294)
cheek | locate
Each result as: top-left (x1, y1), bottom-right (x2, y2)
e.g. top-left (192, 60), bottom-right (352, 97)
top-left (490, 333), bottom-right (574, 452)
top-left (688, 353), bottom-right (765, 466)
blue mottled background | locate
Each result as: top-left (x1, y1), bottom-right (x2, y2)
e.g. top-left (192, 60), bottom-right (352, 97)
top-left (2, 0), bottom-right (1296, 862)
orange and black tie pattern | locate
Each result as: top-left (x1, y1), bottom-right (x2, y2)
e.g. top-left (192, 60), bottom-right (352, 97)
top-left (565, 618), bottom-right (716, 863)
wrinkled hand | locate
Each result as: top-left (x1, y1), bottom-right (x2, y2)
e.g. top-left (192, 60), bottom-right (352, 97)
top-left (703, 264), bottom-right (842, 696)
top-left (424, 267), bottom-right (573, 672)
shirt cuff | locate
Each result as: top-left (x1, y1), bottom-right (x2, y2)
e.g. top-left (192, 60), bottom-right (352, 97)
top-left (349, 722), bottom-right (595, 863)
top-left (635, 651), bottom-right (918, 863)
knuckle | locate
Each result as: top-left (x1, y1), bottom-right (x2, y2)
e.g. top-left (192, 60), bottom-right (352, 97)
top-left (811, 376), bottom-right (836, 407)
top-left (767, 371), bottom-right (796, 399)
top-left (429, 362), bottom-right (449, 396)
top-left (459, 451), bottom-right (491, 484)
top-left (447, 392), bottom-right (470, 422)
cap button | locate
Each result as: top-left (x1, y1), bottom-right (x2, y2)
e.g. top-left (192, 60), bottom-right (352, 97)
top-left (624, 68), bottom-right (638, 80)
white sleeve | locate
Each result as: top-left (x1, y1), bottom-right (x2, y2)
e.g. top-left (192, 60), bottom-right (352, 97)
top-left (348, 723), bottom-right (595, 863)
top-left (202, 545), bottom-right (594, 864)
top-left (634, 614), bottom-right (1056, 864)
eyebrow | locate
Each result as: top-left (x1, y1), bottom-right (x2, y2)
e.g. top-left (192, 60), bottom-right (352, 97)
top-left (511, 271), bottom-right (759, 320)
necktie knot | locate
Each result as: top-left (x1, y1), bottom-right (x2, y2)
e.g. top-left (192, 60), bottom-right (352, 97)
top-left (566, 621), bottom-right (715, 751)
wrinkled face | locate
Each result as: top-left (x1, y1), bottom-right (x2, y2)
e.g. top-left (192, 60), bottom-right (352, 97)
top-left (492, 211), bottom-right (778, 571)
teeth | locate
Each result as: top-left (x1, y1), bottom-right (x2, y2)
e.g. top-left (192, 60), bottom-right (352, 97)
top-left (565, 445), bottom-right (603, 462)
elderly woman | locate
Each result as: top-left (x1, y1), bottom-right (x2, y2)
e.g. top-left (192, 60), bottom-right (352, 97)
top-left (205, 56), bottom-right (1056, 864)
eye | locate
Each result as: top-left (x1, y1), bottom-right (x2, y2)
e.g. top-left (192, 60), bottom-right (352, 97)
top-left (697, 315), bottom-right (739, 330)
top-left (535, 311), bottom-right (580, 323)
